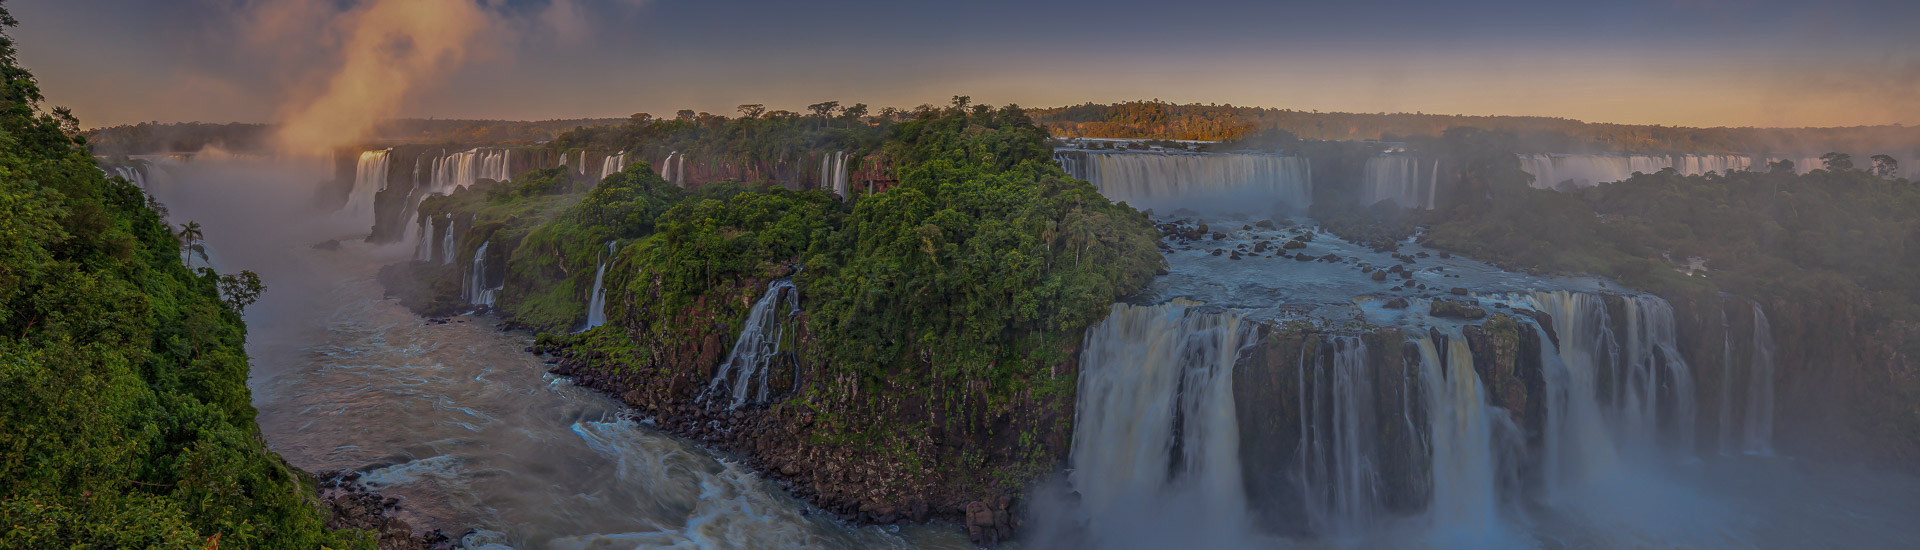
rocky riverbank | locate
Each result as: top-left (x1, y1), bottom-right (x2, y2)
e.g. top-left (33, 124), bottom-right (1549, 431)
top-left (315, 471), bottom-right (461, 550)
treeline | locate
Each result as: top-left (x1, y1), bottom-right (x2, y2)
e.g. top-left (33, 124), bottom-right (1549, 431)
top-left (1031, 100), bottom-right (1920, 155)
top-left (0, 5), bottom-right (371, 547)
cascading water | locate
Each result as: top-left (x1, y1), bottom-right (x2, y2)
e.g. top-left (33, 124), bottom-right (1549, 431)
top-left (466, 240), bottom-right (497, 307)
top-left (707, 278), bottom-right (800, 409)
top-left (1075, 151), bottom-right (1312, 212)
top-left (441, 214), bottom-right (459, 265)
top-left (413, 216), bottom-right (432, 262)
top-left (1068, 301), bottom-right (1251, 547)
top-left (1742, 303), bottom-right (1776, 456)
top-left (429, 148), bottom-right (512, 195)
top-left (344, 149), bottom-right (390, 219)
top-left (1718, 304), bottom-right (1737, 455)
top-left (1620, 296), bottom-right (1697, 454)
top-left (1526, 291), bottom-right (1624, 496)
top-left (1519, 153), bottom-right (1752, 189)
top-left (1360, 156), bottom-right (1439, 210)
top-left (599, 152), bottom-right (627, 181)
top-left (660, 151), bottom-right (684, 187)
top-left (1411, 328), bottom-right (1511, 543)
top-left (820, 151), bottom-right (849, 198)
top-left (583, 241), bottom-right (616, 330)
top-left (1296, 337), bottom-right (1384, 536)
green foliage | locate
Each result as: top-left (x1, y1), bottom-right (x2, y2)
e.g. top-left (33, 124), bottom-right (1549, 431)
top-left (803, 106), bottom-right (1163, 391)
top-left (0, 4), bottom-right (369, 546)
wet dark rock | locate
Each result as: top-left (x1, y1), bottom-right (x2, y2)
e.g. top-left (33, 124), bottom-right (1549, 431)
top-left (1384, 297), bottom-right (1411, 309)
top-left (1430, 299), bottom-right (1488, 320)
top-left (1371, 270), bottom-right (1389, 281)
top-left (1450, 287), bottom-right (1470, 296)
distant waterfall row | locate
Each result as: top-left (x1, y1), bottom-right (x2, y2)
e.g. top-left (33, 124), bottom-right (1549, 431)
top-left (1360, 156), bottom-right (1441, 210)
top-left (422, 147), bottom-right (513, 197)
top-left (1520, 153), bottom-right (1774, 190)
top-left (1055, 150), bottom-right (1313, 212)
top-left (1065, 289), bottom-right (1747, 542)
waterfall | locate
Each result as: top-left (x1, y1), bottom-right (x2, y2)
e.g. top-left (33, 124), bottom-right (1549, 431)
top-left (344, 149), bottom-right (390, 219)
top-left (708, 279), bottom-right (800, 409)
top-left (429, 148), bottom-right (513, 195)
top-left (819, 151), bottom-right (850, 198)
top-left (1297, 337), bottom-right (1383, 535)
top-left (1620, 296), bottom-right (1697, 453)
top-left (1519, 154), bottom-right (1753, 189)
top-left (1069, 302), bottom-right (1250, 545)
top-left (1526, 291), bottom-right (1623, 496)
top-left (1742, 303), bottom-right (1776, 455)
top-left (1076, 151), bottom-right (1312, 212)
top-left (1360, 156), bottom-right (1437, 210)
top-left (660, 152), bottom-right (684, 187)
top-left (1053, 151), bottom-right (1086, 180)
top-left (465, 240), bottom-right (496, 307)
top-left (599, 152), bottom-right (627, 180)
top-left (1717, 305), bottom-right (1737, 455)
top-left (584, 241), bottom-right (616, 329)
top-left (1411, 328), bottom-right (1510, 541)
top-left (578, 151), bottom-right (587, 175)
top-left (440, 214), bottom-right (458, 265)
top-left (413, 216), bottom-right (431, 262)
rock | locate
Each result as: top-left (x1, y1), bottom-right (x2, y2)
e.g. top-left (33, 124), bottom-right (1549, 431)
top-left (1210, 248), bottom-right (1224, 256)
top-left (1253, 241), bottom-right (1268, 253)
top-left (1371, 270), bottom-right (1388, 281)
top-left (1430, 299), bottom-right (1488, 320)
top-left (1242, 224), bottom-right (1253, 230)
top-left (1384, 297), bottom-right (1410, 309)
top-left (1450, 287), bottom-right (1470, 296)
top-left (1155, 267), bottom-right (1169, 276)
top-left (1283, 240), bottom-right (1306, 250)
top-left (1255, 219), bottom-right (1275, 228)
top-left (1439, 251), bottom-right (1452, 259)
top-left (966, 501), bottom-right (1000, 547)
top-left (1229, 251), bottom-right (1242, 260)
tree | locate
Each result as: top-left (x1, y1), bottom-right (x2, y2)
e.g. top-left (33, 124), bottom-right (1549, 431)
top-left (1821, 152), bottom-right (1854, 171)
top-left (676, 109), bottom-right (696, 121)
top-left (177, 221), bottom-right (207, 267)
top-left (841, 103), bottom-right (869, 124)
top-left (951, 95), bottom-right (971, 110)
top-left (1871, 154), bottom-right (1899, 178)
top-left (1768, 158), bottom-right (1797, 174)
top-left (806, 101), bottom-right (841, 126)
top-left (736, 104), bottom-right (766, 119)
top-left (218, 271), bottom-right (265, 313)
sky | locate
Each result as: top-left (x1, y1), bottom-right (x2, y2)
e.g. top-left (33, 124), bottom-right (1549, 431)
top-left (13, 0), bottom-right (1920, 132)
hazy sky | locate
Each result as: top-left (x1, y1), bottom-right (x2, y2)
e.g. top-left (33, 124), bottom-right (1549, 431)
top-left (15, 0), bottom-right (1920, 130)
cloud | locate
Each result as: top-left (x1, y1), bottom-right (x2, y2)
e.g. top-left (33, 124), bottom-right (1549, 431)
top-left (270, 0), bottom-right (493, 152)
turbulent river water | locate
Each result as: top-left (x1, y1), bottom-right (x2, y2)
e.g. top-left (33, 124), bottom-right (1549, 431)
top-left (149, 161), bottom-right (968, 549)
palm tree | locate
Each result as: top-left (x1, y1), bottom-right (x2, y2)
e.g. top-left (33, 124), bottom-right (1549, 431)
top-left (178, 221), bottom-right (208, 268)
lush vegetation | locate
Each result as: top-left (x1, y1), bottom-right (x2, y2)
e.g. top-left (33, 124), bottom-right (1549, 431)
top-left (1031, 100), bottom-right (1920, 156)
top-left (0, 5), bottom-right (369, 547)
